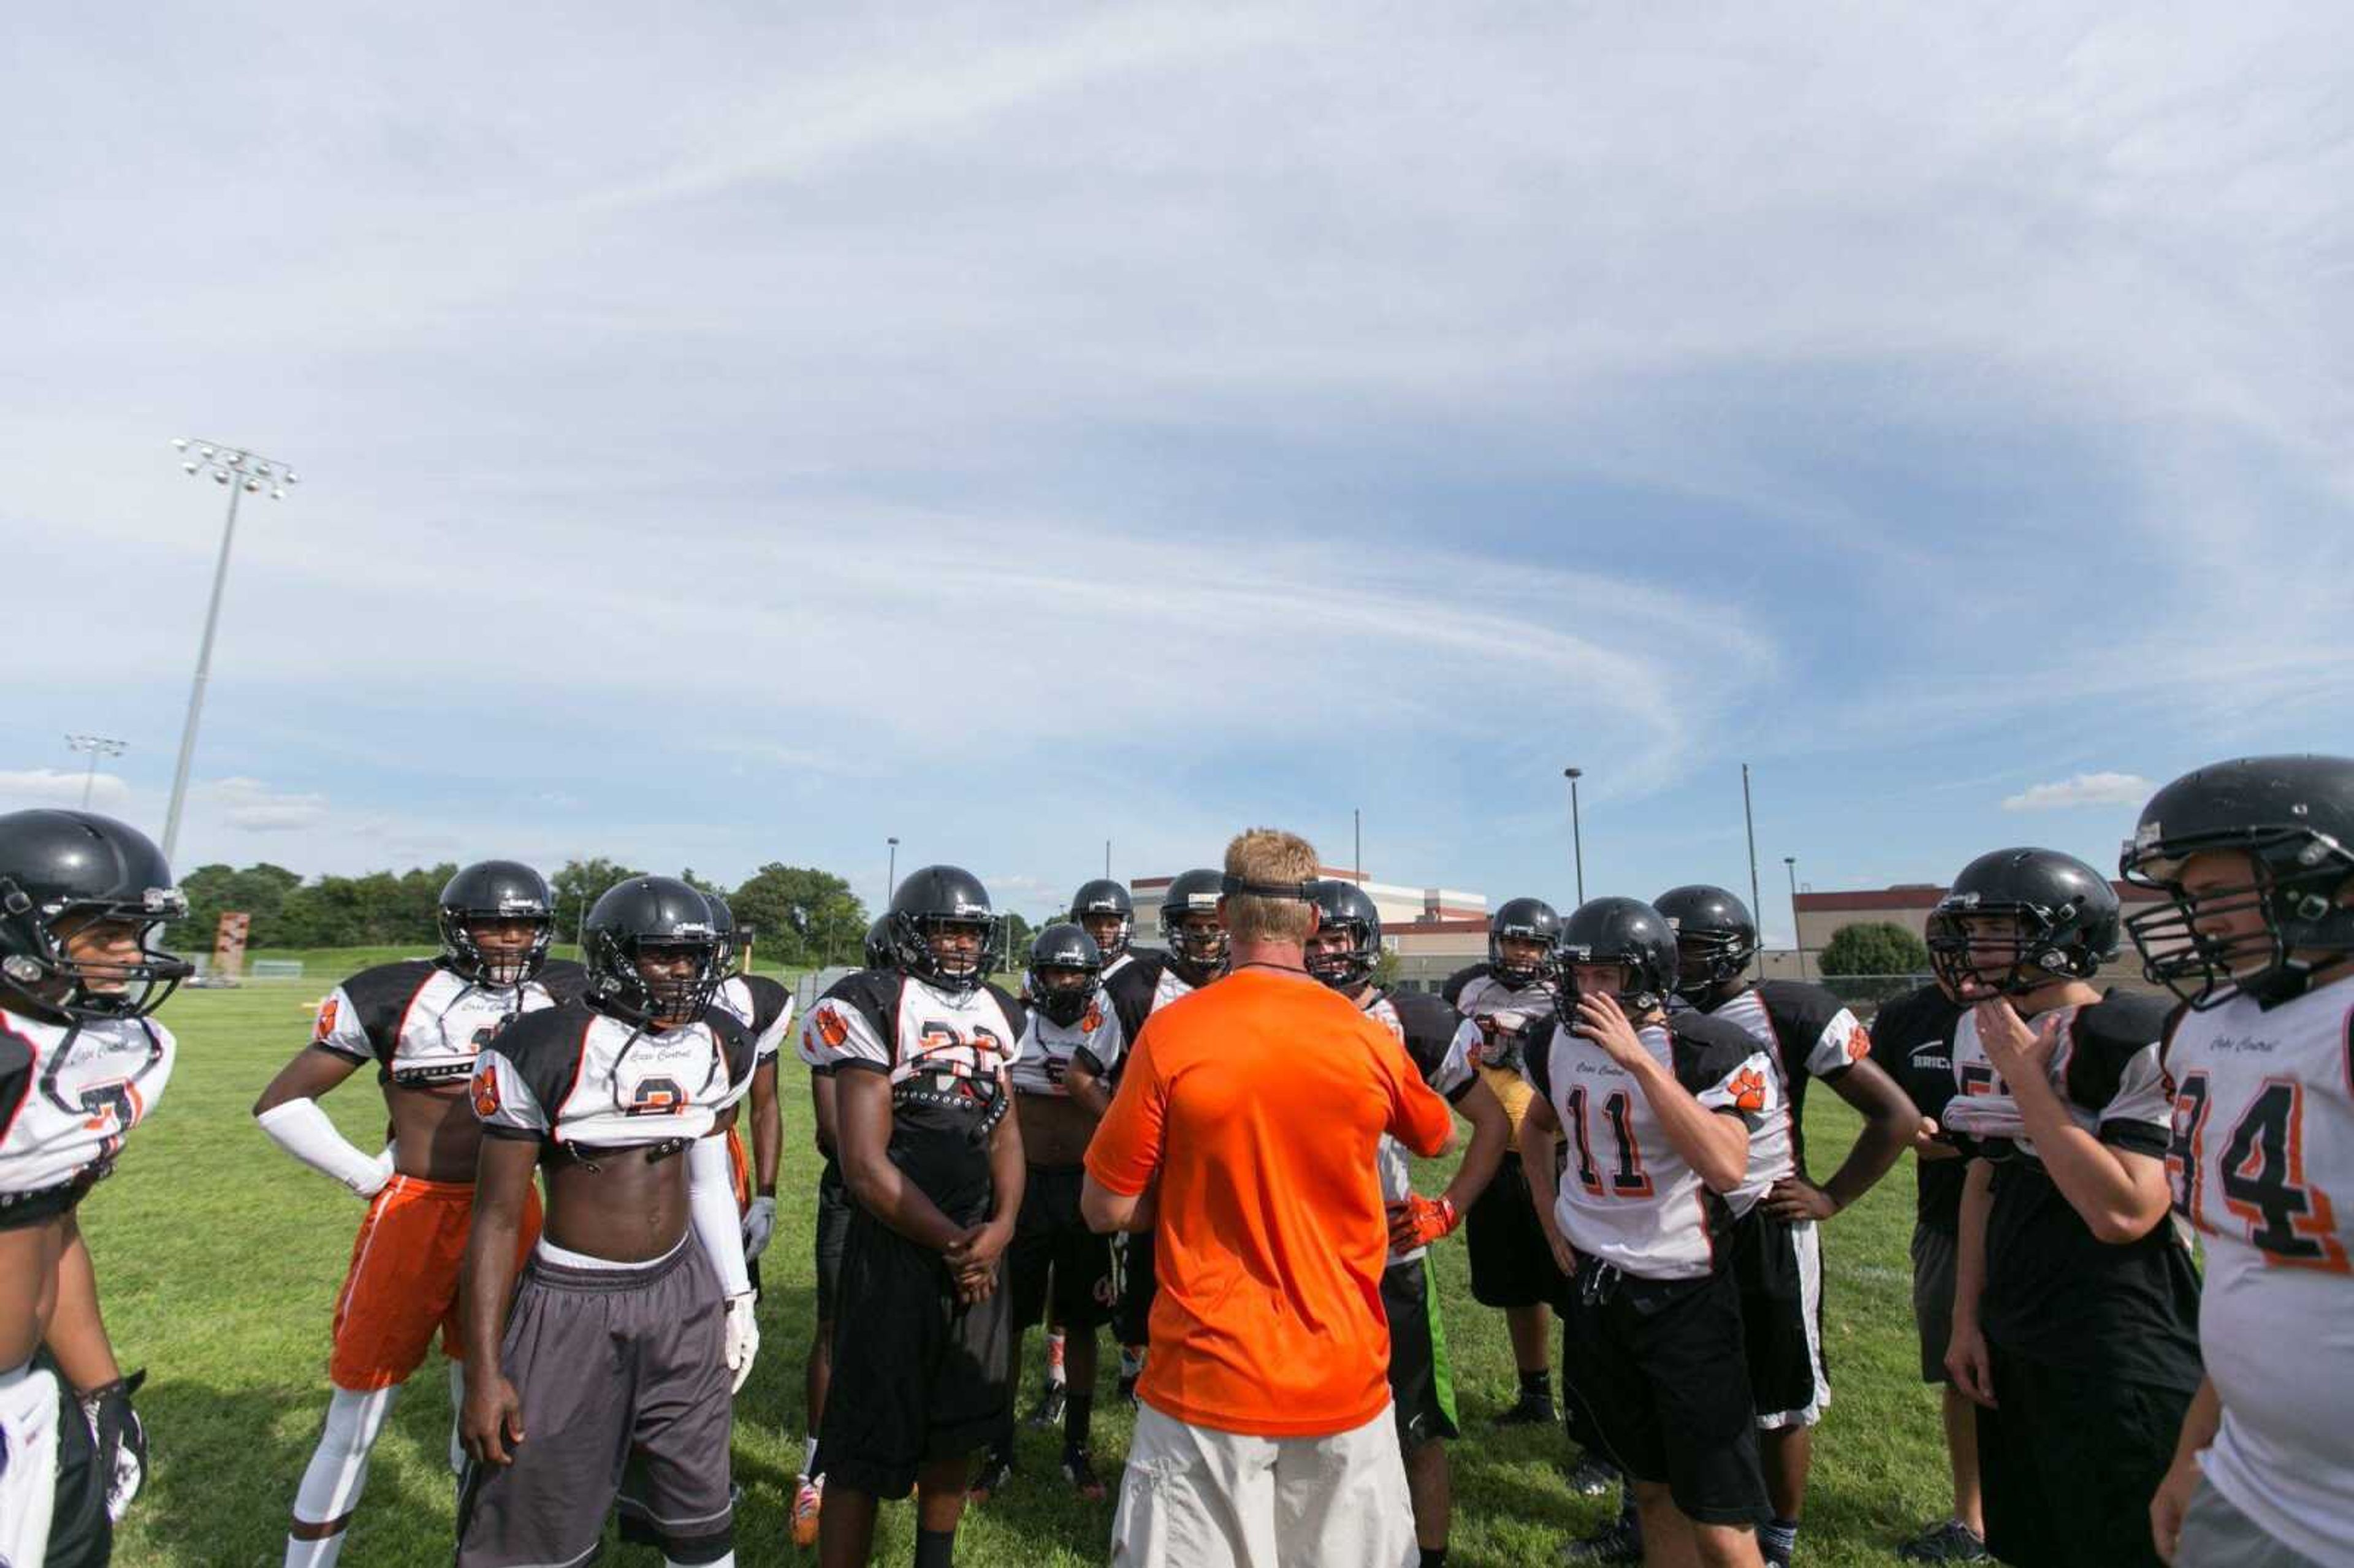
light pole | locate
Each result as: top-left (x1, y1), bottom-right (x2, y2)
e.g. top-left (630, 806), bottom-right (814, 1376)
top-left (1104, 839), bottom-right (1111, 880)
top-left (1785, 856), bottom-right (1805, 981)
top-left (65, 735), bottom-right (127, 809)
top-left (162, 439), bottom-right (297, 862)
top-left (1353, 807), bottom-right (1362, 879)
top-left (1742, 763), bottom-right (1766, 980)
top-left (886, 837), bottom-right (899, 896)
top-left (1563, 767), bottom-right (1585, 905)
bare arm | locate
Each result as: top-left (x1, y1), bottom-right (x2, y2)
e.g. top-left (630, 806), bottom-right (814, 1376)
top-left (1630, 1054), bottom-right (1750, 1193)
top-left (1985, 1006), bottom-right (2173, 1243)
top-left (2152, 1376), bottom-right (2223, 1563)
top-left (1066, 1059), bottom-right (1113, 1119)
top-left (458, 1136), bottom-right (539, 1466)
top-left (810, 1068), bottom-right (839, 1161)
top-left (836, 1069), bottom-right (965, 1252)
top-left (1770, 1059), bottom-right (1919, 1220)
top-left (253, 1043), bottom-right (365, 1114)
top-left (1080, 1173), bottom-right (1155, 1234)
top-left (1517, 1092), bottom-right (1576, 1274)
top-left (1946, 1158), bottom-right (1997, 1407)
top-left (748, 1059), bottom-right (780, 1196)
top-left (1437, 1079), bottom-right (1510, 1214)
top-left (947, 1086), bottom-right (1027, 1301)
top-left (43, 1214), bottom-right (118, 1391)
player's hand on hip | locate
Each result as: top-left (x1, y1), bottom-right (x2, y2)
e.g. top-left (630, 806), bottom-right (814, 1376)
top-left (723, 1292), bottom-right (760, 1394)
top-left (1762, 1177), bottom-right (1839, 1224)
top-left (1386, 1194), bottom-right (1460, 1251)
top-left (742, 1195), bottom-right (777, 1262)
top-left (2150, 1449), bottom-right (2201, 1564)
top-left (1571, 993), bottom-right (1648, 1068)
top-left (1540, 1217), bottom-right (1577, 1278)
top-left (460, 1373), bottom-right (527, 1466)
top-left (1945, 1321), bottom-right (1997, 1409)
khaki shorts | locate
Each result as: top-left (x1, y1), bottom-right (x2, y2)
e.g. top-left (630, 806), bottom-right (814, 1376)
top-left (1111, 1401), bottom-right (1416, 1568)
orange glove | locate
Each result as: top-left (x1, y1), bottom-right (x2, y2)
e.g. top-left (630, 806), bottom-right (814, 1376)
top-left (1387, 1193), bottom-right (1461, 1251)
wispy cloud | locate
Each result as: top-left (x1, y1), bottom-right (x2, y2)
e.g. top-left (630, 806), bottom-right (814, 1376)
top-left (199, 778), bottom-right (330, 833)
top-left (0, 769), bottom-right (129, 809)
top-left (2002, 773), bottom-right (2154, 812)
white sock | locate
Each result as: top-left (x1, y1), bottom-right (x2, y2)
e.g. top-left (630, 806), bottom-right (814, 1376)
top-left (1045, 1328), bottom-right (1067, 1387)
top-left (669, 1556), bottom-right (733, 1568)
top-left (286, 1385), bottom-right (398, 1568)
top-left (801, 1434), bottom-right (820, 1480)
top-left (446, 1361), bottom-right (467, 1477)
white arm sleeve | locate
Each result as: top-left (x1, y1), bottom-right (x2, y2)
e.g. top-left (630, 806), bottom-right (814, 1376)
top-left (687, 1133), bottom-right (752, 1298)
top-left (256, 1098), bottom-right (393, 1198)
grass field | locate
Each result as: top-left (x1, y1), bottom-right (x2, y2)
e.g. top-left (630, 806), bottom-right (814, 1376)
top-left (92, 980), bottom-right (1959, 1567)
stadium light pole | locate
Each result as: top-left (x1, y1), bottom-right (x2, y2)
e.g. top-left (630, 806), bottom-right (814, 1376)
top-left (65, 734), bottom-right (127, 809)
top-left (1354, 807), bottom-right (1362, 880)
top-left (1104, 839), bottom-right (1111, 880)
top-left (1742, 763), bottom-right (1766, 980)
top-left (886, 837), bottom-right (899, 897)
top-left (1785, 856), bottom-right (1806, 981)
top-left (161, 439), bottom-right (297, 863)
top-left (1563, 768), bottom-right (1585, 905)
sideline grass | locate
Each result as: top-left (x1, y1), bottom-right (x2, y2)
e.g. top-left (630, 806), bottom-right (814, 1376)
top-left (94, 982), bottom-right (1958, 1566)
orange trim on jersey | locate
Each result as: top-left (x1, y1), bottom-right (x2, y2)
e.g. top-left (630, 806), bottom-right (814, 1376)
top-left (328, 1176), bottom-right (541, 1391)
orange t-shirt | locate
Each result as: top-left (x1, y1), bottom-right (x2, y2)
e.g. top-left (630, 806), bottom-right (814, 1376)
top-left (1084, 966), bottom-right (1457, 1437)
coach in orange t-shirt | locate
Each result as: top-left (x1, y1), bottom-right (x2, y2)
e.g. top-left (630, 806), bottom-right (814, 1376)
top-left (1083, 828), bottom-right (1455, 1568)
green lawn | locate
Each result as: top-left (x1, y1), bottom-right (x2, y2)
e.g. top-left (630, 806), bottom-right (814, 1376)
top-left (94, 982), bottom-right (1956, 1566)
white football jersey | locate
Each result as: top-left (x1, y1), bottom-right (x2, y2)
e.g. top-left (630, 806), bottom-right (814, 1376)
top-left (1447, 967), bottom-right (1556, 1130)
top-left (312, 958), bottom-right (584, 1089)
top-left (1011, 991), bottom-right (1124, 1098)
top-left (0, 1007), bottom-right (176, 1211)
top-left (1943, 996), bottom-right (2173, 1161)
top-left (2164, 980), bottom-right (2354, 1564)
top-left (1365, 989), bottom-right (1482, 1263)
top-left (1703, 982), bottom-right (1873, 1215)
top-left (471, 1002), bottom-right (756, 1151)
top-left (1525, 1011), bottom-right (1779, 1280)
top-left (714, 972), bottom-right (795, 1064)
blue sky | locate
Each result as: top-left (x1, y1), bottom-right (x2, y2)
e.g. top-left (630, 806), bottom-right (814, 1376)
top-left (5, 4), bottom-right (2349, 943)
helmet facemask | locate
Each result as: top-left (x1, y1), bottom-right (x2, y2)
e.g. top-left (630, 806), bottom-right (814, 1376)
top-left (1670, 929), bottom-right (1754, 1004)
top-left (594, 932), bottom-right (723, 1028)
top-left (1077, 910), bottom-right (1132, 963)
top-left (1164, 908), bottom-right (1230, 986)
top-left (1031, 965), bottom-right (1098, 1027)
top-left (2122, 833), bottom-right (2354, 1009)
top-left (895, 912), bottom-right (995, 996)
top-left (1305, 918), bottom-right (1377, 992)
top-left (441, 908), bottom-right (554, 989)
top-left (0, 883), bottom-right (190, 1023)
top-left (1489, 929), bottom-right (1552, 989)
top-left (1925, 904), bottom-right (2097, 1002)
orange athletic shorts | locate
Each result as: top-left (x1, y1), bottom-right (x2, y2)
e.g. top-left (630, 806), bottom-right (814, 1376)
top-left (329, 1174), bottom-right (541, 1391)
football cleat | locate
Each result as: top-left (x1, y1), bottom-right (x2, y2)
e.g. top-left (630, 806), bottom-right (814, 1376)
top-left (1558, 1513), bottom-right (1642, 1564)
top-left (1562, 1451), bottom-right (1618, 1496)
top-left (969, 1448), bottom-right (1015, 1504)
top-left (1895, 1518), bottom-right (1990, 1563)
top-left (1024, 1382), bottom-right (1068, 1429)
top-left (1062, 1445), bottom-right (1108, 1501)
top-left (1493, 1389), bottom-right (1556, 1428)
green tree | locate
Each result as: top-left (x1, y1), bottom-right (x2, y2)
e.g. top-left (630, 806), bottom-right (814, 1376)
top-left (1818, 921), bottom-right (1931, 978)
top-left (731, 864), bottom-right (867, 969)
top-left (552, 858), bottom-right (646, 943)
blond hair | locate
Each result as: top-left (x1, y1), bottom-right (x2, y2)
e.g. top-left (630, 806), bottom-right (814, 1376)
top-left (1222, 828), bottom-right (1321, 945)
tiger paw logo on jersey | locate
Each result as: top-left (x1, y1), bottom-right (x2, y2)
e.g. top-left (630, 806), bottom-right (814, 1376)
top-left (1082, 1002), bottom-right (1103, 1033)
top-left (471, 1064), bottom-right (501, 1119)
top-left (1729, 1067), bottom-right (1768, 1113)
top-left (313, 997), bottom-right (340, 1041)
top-left (1845, 1024), bottom-right (1872, 1064)
top-left (815, 1005), bottom-right (850, 1049)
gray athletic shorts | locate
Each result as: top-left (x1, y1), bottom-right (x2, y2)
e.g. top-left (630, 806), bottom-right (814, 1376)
top-left (455, 1236), bottom-right (735, 1567)
top-left (1910, 1221), bottom-right (1957, 1385)
top-left (2178, 1478), bottom-right (2329, 1568)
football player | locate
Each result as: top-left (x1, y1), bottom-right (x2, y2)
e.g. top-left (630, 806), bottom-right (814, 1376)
top-left (803, 866), bottom-right (1028, 1568)
top-left (1440, 898), bottom-right (1574, 1434)
top-left (1860, 976), bottom-right (1981, 1564)
top-left (455, 875), bottom-right (758, 1567)
top-left (1069, 878), bottom-right (1135, 980)
top-left (1070, 866), bottom-right (1228, 1402)
top-left (976, 922), bottom-right (1125, 1503)
top-left (0, 810), bottom-right (185, 1568)
top-left (2124, 757), bottom-right (2354, 1568)
top-left (785, 919), bottom-right (891, 1548)
top-left (1519, 898), bottom-right (1778, 1568)
top-left (703, 895), bottom-right (793, 1282)
top-left (1933, 850), bottom-right (2198, 1568)
top-left (1309, 880), bottom-right (1510, 1568)
top-left (1653, 884), bottom-right (1921, 1568)
top-left (254, 859), bottom-right (583, 1568)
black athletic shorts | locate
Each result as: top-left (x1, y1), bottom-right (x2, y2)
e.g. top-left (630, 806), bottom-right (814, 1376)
top-left (1559, 1262), bottom-right (1769, 1529)
top-left (1382, 1257), bottom-right (1460, 1451)
top-left (1976, 1342), bottom-right (2191, 1568)
top-left (814, 1156), bottom-right (851, 1325)
top-left (1112, 1225), bottom-right (1158, 1347)
top-left (1909, 1222), bottom-right (1957, 1386)
top-left (820, 1206), bottom-right (1013, 1499)
top-left (1729, 1207), bottom-right (1827, 1426)
top-left (1008, 1163), bottom-right (1116, 1331)
top-left (1466, 1151), bottom-right (1571, 1311)
top-left (455, 1238), bottom-right (736, 1567)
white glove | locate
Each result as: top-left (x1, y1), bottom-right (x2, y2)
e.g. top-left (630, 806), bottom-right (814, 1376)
top-left (742, 1196), bottom-right (777, 1263)
top-left (724, 1292), bottom-right (760, 1394)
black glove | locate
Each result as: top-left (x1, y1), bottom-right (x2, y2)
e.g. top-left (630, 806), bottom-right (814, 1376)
top-left (82, 1368), bottom-right (147, 1522)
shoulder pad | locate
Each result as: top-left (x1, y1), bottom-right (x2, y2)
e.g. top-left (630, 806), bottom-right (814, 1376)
top-left (983, 981), bottom-right (1029, 1033)
top-left (1754, 978), bottom-right (1843, 1036)
top-left (536, 958), bottom-right (590, 1002)
top-left (337, 959), bottom-right (443, 1041)
top-left (1439, 963), bottom-right (1490, 1006)
top-left (1668, 1008), bottom-right (1762, 1057)
top-left (0, 1026), bottom-right (31, 1130)
top-left (1872, 983), bottom-right (1961, 1038)
top-left (1388, 991), bottom-right (1465, 1081)
top-left (488, 1000), bottom-right (595, 1113)
top-left (706, 1008), bottom-right (758, 1080)
top-left (818, 968), bottom-right (899, 1037)
top-left (2063, 991), bottom-right (2169, 1109)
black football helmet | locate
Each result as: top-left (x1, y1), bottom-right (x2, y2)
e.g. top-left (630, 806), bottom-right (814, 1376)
top-left (437, 860), bottom-right (554, 988)
top-left (1653, 884), bottom-right (1759, 1002)
top-left (1069, 878), bottom-right (1134, 962)
top-left (1553, 897), bottom-right (1681, 1021)
top-left (701, 891), bottom-right (739, 975)
top-left (0, 810), bottom-right (190, 1024)
top-left (1160, 867), bottom-right (1230, 987)
top-left (1926, 848), bottom-right (2120, 1000)
top-left (2120, 755), bottom-right (2354, 1009)
top-left (863, 916), bottom-right (894, 970)
top-left (1488, 897), bottom-right (1561, 988)
top-left (1305, 879), bottom-right (1383, 991)
top-left (1027, 922), bottom-right (1104, 1027)
top-left (581, 875), bottom-right (723, 1027)
top-left (889, 865), bottom-right (998, 997)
